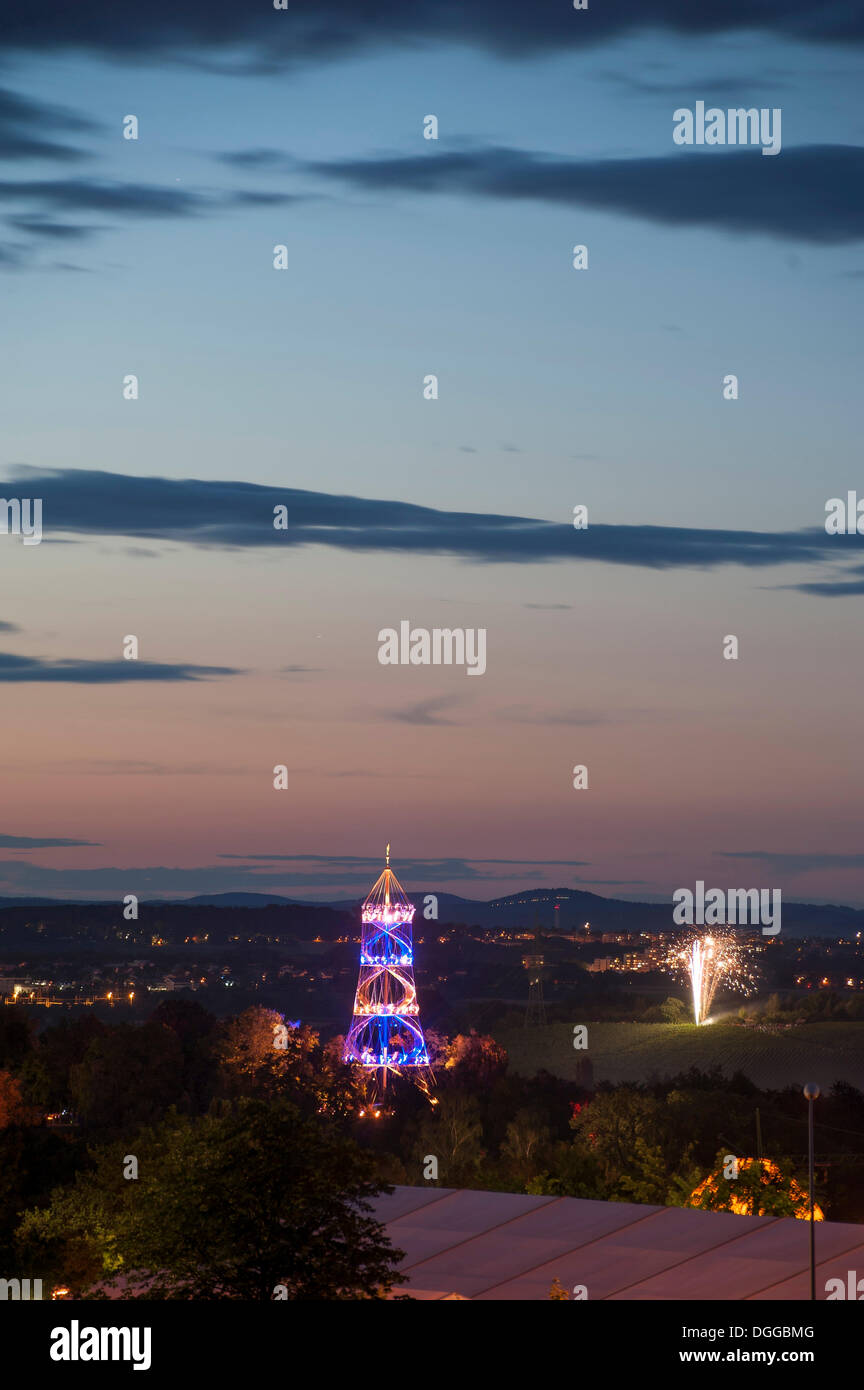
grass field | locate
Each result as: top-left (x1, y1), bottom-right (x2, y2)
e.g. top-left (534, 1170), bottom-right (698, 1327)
top-left (494, 1020), bottom-right (864, 1090)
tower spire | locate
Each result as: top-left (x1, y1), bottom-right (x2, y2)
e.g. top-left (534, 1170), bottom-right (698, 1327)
top-left (386, 841), bottom-right (390, 867)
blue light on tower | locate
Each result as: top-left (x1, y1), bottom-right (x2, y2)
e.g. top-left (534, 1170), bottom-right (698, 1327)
top-left (343, 845), bottom-right (432, 1091)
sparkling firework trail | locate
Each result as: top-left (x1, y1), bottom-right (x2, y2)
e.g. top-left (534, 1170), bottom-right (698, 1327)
top-left (663, 930), bottom-right (758, 1025)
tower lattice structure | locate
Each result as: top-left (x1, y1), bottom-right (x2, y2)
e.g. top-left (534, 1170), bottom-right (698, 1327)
top-left (344, 846), bottom-right (431, 1091)
top-left (523, 954), bottom-right (547, 1027)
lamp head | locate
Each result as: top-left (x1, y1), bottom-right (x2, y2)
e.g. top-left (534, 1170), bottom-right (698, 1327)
top-left (803, 1082), bottom-right (821, 1101)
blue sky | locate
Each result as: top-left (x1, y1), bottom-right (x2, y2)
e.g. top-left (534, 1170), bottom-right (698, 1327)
top-left (5, 32), bottom-right (864, 531)
top-left (1, 6), bottom-right (864, 902)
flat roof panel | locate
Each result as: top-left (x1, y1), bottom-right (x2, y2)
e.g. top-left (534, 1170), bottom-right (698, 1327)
top-left (373, 1187), bottom-right (864, 1301)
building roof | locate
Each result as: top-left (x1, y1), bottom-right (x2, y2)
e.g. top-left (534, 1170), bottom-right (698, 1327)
top-left (371, 1185), bottom-right (864, 1300)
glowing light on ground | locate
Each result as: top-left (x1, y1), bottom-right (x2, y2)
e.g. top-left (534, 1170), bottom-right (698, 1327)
top-left (688, 1158), bottom-right (824, 1220)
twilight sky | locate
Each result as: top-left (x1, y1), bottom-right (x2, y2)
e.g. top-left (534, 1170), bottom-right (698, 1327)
top-left (1, 2), bottom-right (863, 904)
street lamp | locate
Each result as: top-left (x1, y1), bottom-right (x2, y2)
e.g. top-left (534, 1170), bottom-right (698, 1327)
top-left (803, 1082), bottom-right (820, 1300)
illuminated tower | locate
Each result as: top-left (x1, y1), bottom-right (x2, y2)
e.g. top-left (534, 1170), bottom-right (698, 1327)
top-left (344, 846), bottom-right (431, 1093)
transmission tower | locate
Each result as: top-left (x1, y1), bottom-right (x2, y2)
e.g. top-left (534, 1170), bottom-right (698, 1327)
top-left (523, 954), bottom-right (547, 1027)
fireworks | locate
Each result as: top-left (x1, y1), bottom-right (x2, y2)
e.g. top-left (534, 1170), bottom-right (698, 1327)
top-left (663, 930), bottom-right (757, 1025)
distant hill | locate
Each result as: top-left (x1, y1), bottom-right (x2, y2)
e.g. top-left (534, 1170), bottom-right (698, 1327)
top-left (314, 886), bottom-right (666, 927)
top-left (0, 884), bottom-right (861, 938)
top-left (308, 886), bottom-right (864, 937)
top-left (180, 893), bottom-right (300, 907)
top-left (319, 891), bottom-right (478, 917)
top-left (0, 896), bottom-right (78, 907)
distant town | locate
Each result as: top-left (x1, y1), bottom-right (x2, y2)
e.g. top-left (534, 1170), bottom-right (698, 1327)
top-left (2, 889), bottom-right (863, 1027)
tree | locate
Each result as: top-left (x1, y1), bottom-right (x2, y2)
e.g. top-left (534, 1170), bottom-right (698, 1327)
top-left (443, 1032), bottom-right (507, 1088)
top-left (69, 1022), bottom-right (185, 1135)
top-left (617, 1138), bottom-right (676, 1205)
top-left (19, 1015), bottom-right (105, 1112)
top-left (413, 1092), bottom-right (485, 1184)
top-left (216, 1007), bottom-right (363, 1119)
top-left (500, 1110), bottom-right (551, 1185)
top-left (686, 1156), bottom-right (823, 1220)
top-left (147, 999), bottom-right (217, 1111)
top-left (18, 1099), bottom-right (404, 1300)
top-left (642, 996), bottom-right (688, 1024)
top-left (525, 1143), bottom-right (608, 1200)
top-left (0, 1071), bottom-right (36, 1130)
top-left (570, 1087), bottom-right (668, 1186)
top-left (0, 1123), bottom-right (86, 1269)
top-left (422, 1029), bottom-right (451, 1068)
top-left (0, 1012), bottom-right (35, 1070)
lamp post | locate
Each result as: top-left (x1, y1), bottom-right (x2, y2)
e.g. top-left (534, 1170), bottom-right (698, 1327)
top-left (803, 1082), bottom-right (820, 1300)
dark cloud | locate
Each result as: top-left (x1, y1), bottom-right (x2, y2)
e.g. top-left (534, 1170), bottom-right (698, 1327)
top-left (7, 216), bottom-right (100, 239)
top-left (387, 695), bottom-right (465, 726)
top-left (0, 87), bottom-right (97, 163)
top-left (600, 72), bottom-right (788, 96)
top-left (226, 189), bottom-right (303, 207)
top-left (1, 1), bottom-right (861, 66)
top-left (777, 562), bottom-right (864, 596)
top-left (0, 620), bottom-right (20, 632)
top-left (0, 651), bottom-right (241, 683)
top-left (788, 578), bottom-right (864, 596)
top-left (217, 149), bottom-right (299, 171)
top-left (0, 241), bottom-right (26, 266)
top-left (6, 466), bottom-right (863, 591)
top-left (494, 704), bottom-right (671, 726)
top-left (496, 705), bottom-right (611, 726)
top-left (305, 144), bottom-right (864, 246)
top-left (0, 178), bottom-right (209, 217)
top-left (0, 178), bottom-right (306, 270)
top-left (56, 759), bottom-right (250, 776)
top-left (0, 834), bottom-right (99, 848)
top-left (217, 853), bottom-right (593, 874)
top-left (0, 853), bottom-right (594, 897)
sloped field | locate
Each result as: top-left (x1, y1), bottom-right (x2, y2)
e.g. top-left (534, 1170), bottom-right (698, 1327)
top-left (494, 1020), bottom-right (864, 1090)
